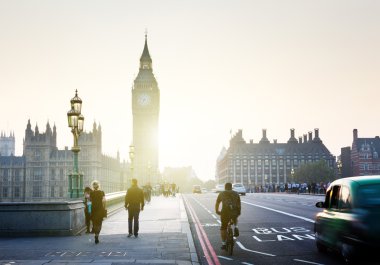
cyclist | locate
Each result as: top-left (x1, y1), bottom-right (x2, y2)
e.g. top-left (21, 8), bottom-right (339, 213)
top-left (215, 182), bottom-right (241, 250)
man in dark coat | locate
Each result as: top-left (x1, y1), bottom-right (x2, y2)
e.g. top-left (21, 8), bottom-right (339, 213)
top-left (125, 178), bottom-right (145, 238)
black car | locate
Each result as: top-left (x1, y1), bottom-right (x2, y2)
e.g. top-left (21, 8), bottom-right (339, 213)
top-left (314, 176), bottom-right (380, 263)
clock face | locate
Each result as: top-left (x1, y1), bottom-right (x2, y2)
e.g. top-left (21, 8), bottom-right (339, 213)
top-left (138, 93), bottom-right (151, 106)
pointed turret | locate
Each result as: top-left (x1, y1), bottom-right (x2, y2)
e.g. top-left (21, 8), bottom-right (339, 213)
top-left (140, 33), bottom-right (152, 70)
top-left (35, 123), bottom-right (39, 136)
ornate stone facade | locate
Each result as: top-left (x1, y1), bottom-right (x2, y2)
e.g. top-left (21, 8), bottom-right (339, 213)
top-left (0, 120), bottom-right (129, 202)
top-left (216, 129), bottom-right (335, 189)
top-left (0, 132), bottom-right (15, 156)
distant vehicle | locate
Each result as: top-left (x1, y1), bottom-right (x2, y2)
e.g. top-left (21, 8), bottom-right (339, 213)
top-left (201, 188), bottom-right (207, 193)
top-left (215, 184), bottom-right (224, 193)
top-left (192, 185), bottom-right (201, 194)
top-left (232, 183), bottom-right (246, 196)
top-left (314, 176), bottom-right (380, 263)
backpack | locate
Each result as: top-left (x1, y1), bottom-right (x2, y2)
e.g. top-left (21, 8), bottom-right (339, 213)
top-left (223, 191), bottom-right (239, 216)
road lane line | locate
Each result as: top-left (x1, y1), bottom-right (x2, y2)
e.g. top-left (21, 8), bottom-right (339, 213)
top-left (242, 262), bottom-right (254, 265)
top-left (236, 241), bottom-right (276, 256)
top-left (241, 201), bottom-right (315, 223)
top-left (294, 259), bottom-right (325, 265)
top-left (184, 196), bottom-right (221, 265)
top-left (217, 255), bottom-right (233, 261)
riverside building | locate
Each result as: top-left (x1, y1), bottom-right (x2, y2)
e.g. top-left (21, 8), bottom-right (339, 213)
top-left (216, 129), bottom-right (335, 189)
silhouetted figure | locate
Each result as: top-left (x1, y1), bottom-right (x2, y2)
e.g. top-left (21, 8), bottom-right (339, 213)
top-left (125, 178), bottom-right (144, 238)
top-left (90, 180), bottom-right (106, 244)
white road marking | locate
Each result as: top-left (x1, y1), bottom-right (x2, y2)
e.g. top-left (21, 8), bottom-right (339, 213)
top-left (294, 259), bottom-right (325, 265)
top-left (242, 262), bottom-right (254, 265)
top-left (241, 201), bottom-right (315, 223)
top-left (217, 255), bottom-right (233, 260)
top-left (212, 214), bottom-right (218, 219)
top-left (236, 241), bottom-right (276, 256)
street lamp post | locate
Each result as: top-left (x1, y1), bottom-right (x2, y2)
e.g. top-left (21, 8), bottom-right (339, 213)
top-left (67, 90), bottom-right (84, 198)
top-left (129, 145), bottom-right (135, 185)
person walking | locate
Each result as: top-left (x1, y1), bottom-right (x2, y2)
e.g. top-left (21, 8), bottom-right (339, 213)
top-left (83, 186), bottom-right (93, 233)
top-left (215, 182), bottom-right (241, 250)
top-left (125, 178), bottom-right (144, 238)
top-left (90, 180), bottom-right (106, 244)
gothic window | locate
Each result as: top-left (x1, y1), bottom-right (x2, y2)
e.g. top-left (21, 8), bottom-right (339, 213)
top-left (32, 186), bottom-right (42, 197)
top-left (14, 169), bottom-right (21, 182)
top-left (14, 187), bottom-right (20, 198)
top-left (50, 169), bottom-right (55, 180)
top-left (34, 150), bottom-right (42, 161)
top-left (2, 187), bottom-right (8, 198)
top-left (33, 168), bottom-right (43, 180)
top-left (50, 186), bottom-right (55, 197)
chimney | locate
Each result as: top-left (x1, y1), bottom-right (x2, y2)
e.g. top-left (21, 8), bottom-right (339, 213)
top-left (314, 128), bottom-right (319, 139)
top-left (299, 137), bottom-right (302, 143)
top-left (287, 128), bottom-right (298, 143)
top-left (353, 129), bottom-right (358, 140)
top-left (303, 134), bottom-right (307, 143)
top-left (274, 139), bottom-right (277, 144)
top-left (250, 139), bottom-right (253, 144)
top-left (308, 131), bottom-right (312, 142)
top-left (259, 129), bottom-right (269, 144)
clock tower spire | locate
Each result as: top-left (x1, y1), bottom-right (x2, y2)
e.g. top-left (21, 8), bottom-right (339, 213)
top-left (131, 33), bottom-right (160, 185)
top-left (140, 32), bottom-right (152, 70)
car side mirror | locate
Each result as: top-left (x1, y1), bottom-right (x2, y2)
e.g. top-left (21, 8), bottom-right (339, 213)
top-left (315, 201), bottom-right (325, 208)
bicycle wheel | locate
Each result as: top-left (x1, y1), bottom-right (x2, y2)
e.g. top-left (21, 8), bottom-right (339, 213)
top-left (226, 227), bottom-right (234, 255)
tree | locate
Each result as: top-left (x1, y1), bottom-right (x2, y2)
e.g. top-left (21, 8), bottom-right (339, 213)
top-left (294, 160), bottom-right (335, 184)
top-left (204, 179), bottom-right (216, 190)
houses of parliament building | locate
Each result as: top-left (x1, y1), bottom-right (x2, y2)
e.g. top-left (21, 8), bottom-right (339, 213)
top-left (0, 120), bottom-right (129, 202)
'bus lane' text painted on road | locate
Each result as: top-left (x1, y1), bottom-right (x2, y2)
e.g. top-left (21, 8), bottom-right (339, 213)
top-left (252, 227), bottom-right (315, 242)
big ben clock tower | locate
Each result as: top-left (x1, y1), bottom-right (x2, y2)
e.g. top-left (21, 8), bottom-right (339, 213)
top-left (132, 34), bottom-right (160, 184)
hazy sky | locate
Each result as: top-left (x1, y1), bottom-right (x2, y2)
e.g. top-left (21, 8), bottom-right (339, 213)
top-left (0, 0), bottom-right (379, 181)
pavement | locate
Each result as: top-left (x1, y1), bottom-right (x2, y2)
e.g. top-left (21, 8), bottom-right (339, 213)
top-left (0, 194), bottom-right (199, 265)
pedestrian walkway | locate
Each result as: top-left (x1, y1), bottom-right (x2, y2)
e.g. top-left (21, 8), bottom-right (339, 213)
top-left (0, 194), bottom-right (199, 265)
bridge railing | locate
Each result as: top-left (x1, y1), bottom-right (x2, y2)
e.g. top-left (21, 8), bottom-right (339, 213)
top-left (0, 191), bottom-right (127, 236)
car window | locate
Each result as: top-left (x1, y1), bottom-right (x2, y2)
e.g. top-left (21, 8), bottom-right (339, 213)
top-left (358, 184), bottom-right (380, 207)
top-left (330, 185), bottom-right (341, 209)
top-left (324, 189), bottom-right (331, 207)
top-left (339, 186), bottom-right (351, 210)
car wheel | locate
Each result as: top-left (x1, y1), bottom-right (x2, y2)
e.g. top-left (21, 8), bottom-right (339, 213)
top-left (316, 240), bottom-right (327, 253)
top-left (341, 243), bottom-right (355, 264)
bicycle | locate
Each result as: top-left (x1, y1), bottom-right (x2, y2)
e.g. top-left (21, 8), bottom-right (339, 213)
top-left (225, 218), bottom-right (235, 255)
